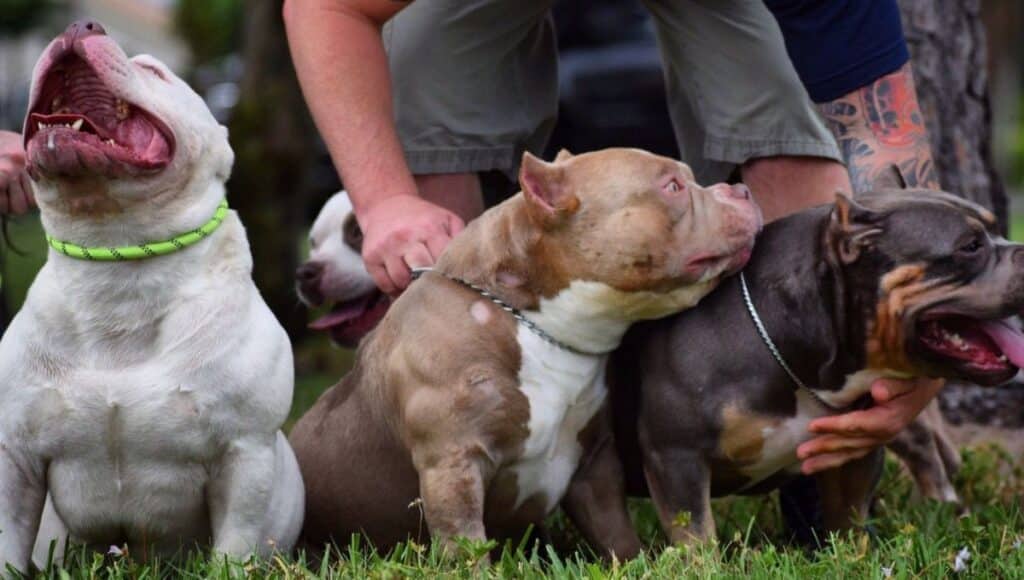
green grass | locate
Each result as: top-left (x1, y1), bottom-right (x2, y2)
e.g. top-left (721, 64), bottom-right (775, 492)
top-left (26, 444), bottom-right (1024, 578)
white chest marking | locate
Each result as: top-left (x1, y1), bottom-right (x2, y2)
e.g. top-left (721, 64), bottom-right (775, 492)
top-left (735, 367), bottom-right (909, 487)
top-left (508, 326), bottom-right (607, 513)
top-left (524, 279), bottom-right (715, 354)
top-left (736, 390), bottom-right (828, 485)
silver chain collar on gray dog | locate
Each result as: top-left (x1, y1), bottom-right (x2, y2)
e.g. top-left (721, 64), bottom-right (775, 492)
top-left (410, 267), bottom-right (598, 357)
top-left (739, 271), bottom-right (844, 412)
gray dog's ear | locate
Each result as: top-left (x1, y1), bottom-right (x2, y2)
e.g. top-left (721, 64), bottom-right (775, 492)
top-left (872, 163), bottom-right (908, 190)
top-left (554, 148), bottom-right (574, 163)
top-left (831, 192), bottom-right (884, 264)
top-left (520, 152), bottom-right (580, 226)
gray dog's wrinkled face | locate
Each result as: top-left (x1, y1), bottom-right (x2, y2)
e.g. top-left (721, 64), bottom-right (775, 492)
top-left (830, 191), bottom-right (1024, 386)
top-left (297, 191), bottom-right (388, 347)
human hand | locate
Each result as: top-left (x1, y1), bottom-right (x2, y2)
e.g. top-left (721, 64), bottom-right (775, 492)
top-left (358, 193), bottom-right (465, 295)
top-left (0, 131), bottom-right (34, 215)
top-left (796, 376), bottom-right (944, 474)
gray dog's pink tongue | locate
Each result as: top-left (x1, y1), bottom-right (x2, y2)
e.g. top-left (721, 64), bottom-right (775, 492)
top-left (980, 319), bottom-right (1024, 367)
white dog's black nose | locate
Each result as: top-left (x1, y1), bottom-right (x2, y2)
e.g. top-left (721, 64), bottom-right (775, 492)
top-left (296, 262), bottom-right (323, 284)
top-left (63, 19), bottom-right (106, 46)
top-left (296, 261), bottom-right (325, 306)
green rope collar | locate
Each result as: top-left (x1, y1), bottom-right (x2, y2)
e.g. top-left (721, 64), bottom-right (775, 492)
top-left (46, 199), bottom-right (229, 261)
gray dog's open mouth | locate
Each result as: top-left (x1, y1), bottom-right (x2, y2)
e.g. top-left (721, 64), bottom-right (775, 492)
top-left (917, 316), bottom-right (1024, 380)
top-left (24, 53), bottom-right (174, 178)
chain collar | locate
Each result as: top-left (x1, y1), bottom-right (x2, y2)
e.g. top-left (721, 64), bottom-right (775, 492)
top-left (410, 267), bottom-right (601, 357)
top-left (46, 199), bottom-right (229, 261)
top-left (739, 271), bottom-right (846, 412)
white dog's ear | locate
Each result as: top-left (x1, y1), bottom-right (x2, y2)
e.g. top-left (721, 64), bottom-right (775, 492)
top-left (220, 125), bottom-right (229, 139)
top-left (214, 126), bottom-right (234, 181)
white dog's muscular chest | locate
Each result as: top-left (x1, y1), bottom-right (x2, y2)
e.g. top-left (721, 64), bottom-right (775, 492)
top-left (1, 240), bottom-right (290, 540)
top-left (505, 327), bottom-right (607, 514)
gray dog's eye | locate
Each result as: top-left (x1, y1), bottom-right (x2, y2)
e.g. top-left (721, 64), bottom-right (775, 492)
top-left (957, 237), bottom-right (984, 255)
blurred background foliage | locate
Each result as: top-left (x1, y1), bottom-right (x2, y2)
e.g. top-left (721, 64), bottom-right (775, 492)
top-left (173, 0), bottom-right (242, 65)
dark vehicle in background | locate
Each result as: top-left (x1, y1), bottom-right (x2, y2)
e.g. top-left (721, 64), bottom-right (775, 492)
top-left (547, 0), bottom-right (678, 159)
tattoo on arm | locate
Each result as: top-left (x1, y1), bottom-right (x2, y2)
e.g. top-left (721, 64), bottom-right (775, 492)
top-left (818, 63), bottom-right (939, 193)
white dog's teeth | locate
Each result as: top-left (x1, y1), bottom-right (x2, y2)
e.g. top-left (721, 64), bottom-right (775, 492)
top-left (71, 119), bottom-right (83, 131)
top-left (999, 354), bottom-right (1008, 362)
top-left (105, 139), bottom-right (115, 146)
top-left (37, 122), bottom-right (44, 131)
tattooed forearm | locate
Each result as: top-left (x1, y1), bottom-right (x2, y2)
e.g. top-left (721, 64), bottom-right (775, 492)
top-left (818, 63), bottom-right (939, 194)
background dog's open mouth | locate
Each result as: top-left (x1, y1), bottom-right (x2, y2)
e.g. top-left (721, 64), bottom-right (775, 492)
top-left (308, 291), bottom-right (389, 347)
top-left (918, 316), bottom-right (1024, 377)
top-left (24, 54), bottom-right (174, 177)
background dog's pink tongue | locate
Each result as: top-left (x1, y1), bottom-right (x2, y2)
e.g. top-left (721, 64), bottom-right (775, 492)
top-left (308, 296), bottom-right (372, 330)
top-left (981, 319), bottom-right (1024, 367)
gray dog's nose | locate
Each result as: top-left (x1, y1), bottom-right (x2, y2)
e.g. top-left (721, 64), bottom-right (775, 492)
top-left (63, 20), bottom-right (107, 46)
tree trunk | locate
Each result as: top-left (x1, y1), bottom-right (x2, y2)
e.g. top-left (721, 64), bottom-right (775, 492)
top-left (898, 0), bottom-right (1024, 427)
top-left (898, 0), bottom-right (1007, 232)
top-left (228, 0), bottom-right (317, 339)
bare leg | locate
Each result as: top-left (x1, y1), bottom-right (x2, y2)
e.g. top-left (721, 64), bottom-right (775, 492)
top-left (415, 173), bottom-right (485, 224)
top-left (741, 156), bottom-right (851, 222)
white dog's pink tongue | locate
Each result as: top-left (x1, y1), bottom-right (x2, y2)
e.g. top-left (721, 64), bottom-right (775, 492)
top-left (308, 295), bottom-right (373, 330)
top-left (980, 319), bottom-right (1024, 367)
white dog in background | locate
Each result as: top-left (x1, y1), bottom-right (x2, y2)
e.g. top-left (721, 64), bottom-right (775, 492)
top-left (296, 191), bottom-right (389, 347)
top-left (0, 21), bottom-right (303, 571)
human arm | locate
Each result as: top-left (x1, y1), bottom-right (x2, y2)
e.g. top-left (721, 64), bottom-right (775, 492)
top-left (765, 0), bottom-right (946, 473)
top-left (282, 0), bottom-right (463, 293)
top-left (795, 59), bottom-right (945, 474)
top-left (818, 62), bottom-right (938, 192)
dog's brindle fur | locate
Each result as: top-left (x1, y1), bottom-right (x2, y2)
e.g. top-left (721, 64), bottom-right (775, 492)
top-left (607, 191), bottom-right (1024, 543)
top-left (291, 148), bottom-right (761, 557)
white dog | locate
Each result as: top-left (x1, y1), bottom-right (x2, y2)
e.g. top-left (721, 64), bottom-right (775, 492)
top-left (0, 21), bottom-right (302, 571)
top-left (296, 191), bottom-right (388, 347)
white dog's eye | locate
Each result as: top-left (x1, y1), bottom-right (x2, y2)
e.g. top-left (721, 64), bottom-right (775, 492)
top-left (664, 179), bottom-right (683, 193)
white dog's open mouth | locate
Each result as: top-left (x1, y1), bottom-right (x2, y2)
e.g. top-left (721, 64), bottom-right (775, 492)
top-left (309, 291), bottom-right (390, 347)
top-left (24, 53), bottom-right (174, 178)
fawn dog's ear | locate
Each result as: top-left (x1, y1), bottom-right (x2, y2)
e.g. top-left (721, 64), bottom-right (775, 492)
top-left (520, 152), bottom-right (579, 227)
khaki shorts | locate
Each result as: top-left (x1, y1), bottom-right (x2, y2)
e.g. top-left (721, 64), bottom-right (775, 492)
top-left (384, 0), bottom-right (841, 185)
